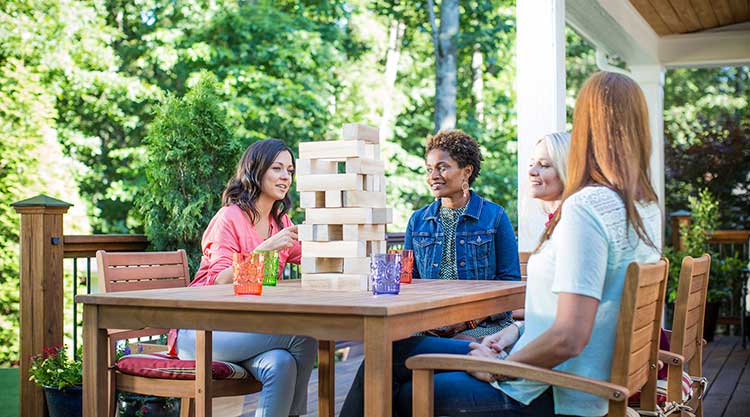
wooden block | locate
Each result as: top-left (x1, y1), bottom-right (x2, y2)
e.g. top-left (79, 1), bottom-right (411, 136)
top-left (345, 158), bottom-right (385, 175)
top-left (365, 144), bottom-right (380, 160)
top-left (302, 241), bottom-right (366, 258)
top-left (305, 208), bottom-right (392, 225)
top-left (342, 224), bottom-right (386, 241)
top-left (343, 257), bottom-right (371, 274)
top-left (301, 273), bottom-right (368, 291)
top-left (296, 159), bottom-right (337, 175)
top-left (325, 191), bottom-right (343, 208)
top-left (364, 175), bottom-right (385, 192)
top-left (342, 123), bottom-right (379, 144)
top-left (367, 240), bottom-right (387, 256)
top-left (299, 140), bottom-right (368, 159)
top-left (300, 192), bottom-right (325, 208)
top-left (298, 224), bottom-right (343, 241)
top-left (342, 191), bottom-right (386, 208)
top-left (297, 174), bottom-right (363, 192)
top-left (301, 257), bottom-right (343, 274)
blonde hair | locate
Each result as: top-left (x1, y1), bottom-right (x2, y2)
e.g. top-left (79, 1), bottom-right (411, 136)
top-left (537, 72), bottom-right (658, 251)
top-left (536, 132), bottom-right (571, 188)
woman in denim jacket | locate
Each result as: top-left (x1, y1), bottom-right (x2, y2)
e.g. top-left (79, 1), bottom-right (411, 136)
top-left (405, 129), bottom-right (521, 339)
top-left (340, 130), bottom-right (521, 417)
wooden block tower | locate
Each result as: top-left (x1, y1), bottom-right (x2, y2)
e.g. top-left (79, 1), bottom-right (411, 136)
top-left (297, 123), bottom-right (392, 291)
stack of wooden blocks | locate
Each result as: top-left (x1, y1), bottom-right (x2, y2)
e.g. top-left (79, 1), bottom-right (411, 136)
top-left (297, 123), bottom-right (392, 291)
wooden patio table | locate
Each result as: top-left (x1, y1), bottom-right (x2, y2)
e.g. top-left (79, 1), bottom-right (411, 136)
top-left (77, 278), bottom-right (525, 417)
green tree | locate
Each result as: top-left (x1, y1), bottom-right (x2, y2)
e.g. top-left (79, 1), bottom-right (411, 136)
top-left (0, 0), bottom-right (102, 365)
top-left (664, 67), bottom-right (750, 229)
top-left (137, 75), bottom-right (240, 272)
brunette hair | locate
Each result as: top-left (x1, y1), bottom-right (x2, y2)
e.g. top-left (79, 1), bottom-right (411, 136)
top-left (538, 72), bottom-right (658, 250)
top-left (425, 129), bottom-right (483, 185)
top-left (222, 139), bottom-right (295, 229)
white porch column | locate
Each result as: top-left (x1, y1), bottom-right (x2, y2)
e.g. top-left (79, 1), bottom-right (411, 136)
top-left (630, 65), bottom-right (666, 223)
top-left (516, 0), bottom-right (567, 251)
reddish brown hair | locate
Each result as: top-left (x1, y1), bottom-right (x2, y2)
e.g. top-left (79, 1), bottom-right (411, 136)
top-left (538, 72), bottom-right (658, 250)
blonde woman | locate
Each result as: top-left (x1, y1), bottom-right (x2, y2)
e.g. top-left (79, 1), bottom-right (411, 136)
top-left (528, 132), bottom-right (571, 225)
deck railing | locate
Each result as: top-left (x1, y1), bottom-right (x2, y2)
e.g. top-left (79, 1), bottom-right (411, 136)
top-left (671, 211), bottom-right (750, 342)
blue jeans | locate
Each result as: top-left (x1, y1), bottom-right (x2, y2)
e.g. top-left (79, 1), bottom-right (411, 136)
top-left (177, 329), bottom-right (317, 417)
top-left (340, 336), bottom-right (560, 417)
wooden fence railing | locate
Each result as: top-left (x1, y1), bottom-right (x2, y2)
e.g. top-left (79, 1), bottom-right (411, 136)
top-left (671, 211), bottom-right (750, 344)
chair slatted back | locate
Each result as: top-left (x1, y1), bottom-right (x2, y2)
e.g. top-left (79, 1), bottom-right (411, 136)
top-left (519, 251), bottom-right (531, 281)
top-left (672, 254), bottom-right (711, 376)
top-left (96, 250), bottom-right (190, 339)
top-left (610, 259), bottom-right (669, 411)
top-left (97, 250), bottom-right (190, 293)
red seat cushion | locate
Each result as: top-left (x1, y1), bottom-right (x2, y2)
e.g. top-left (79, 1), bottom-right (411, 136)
top-left (116, 353), bottom-right (249, 380)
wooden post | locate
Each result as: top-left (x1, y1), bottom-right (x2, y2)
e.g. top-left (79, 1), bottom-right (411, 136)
top-left (12, 195), bottom-right (72, 417)
top-left (670, 210), bottom-right (691, 251)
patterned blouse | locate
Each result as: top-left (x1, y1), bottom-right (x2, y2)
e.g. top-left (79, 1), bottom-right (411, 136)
top-left (438, 205), bottom-right (466, 280)
top-left (438, 204), bottom-right (512, 338)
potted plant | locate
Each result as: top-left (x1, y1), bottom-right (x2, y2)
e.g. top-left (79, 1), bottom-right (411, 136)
top-left (28, 345), bottom-right (82, 417)
top-left (666, 189), bottom-right (741, 341)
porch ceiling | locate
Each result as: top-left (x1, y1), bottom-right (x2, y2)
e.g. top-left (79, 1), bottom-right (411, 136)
top-left (567, 0), bottom-right (750, 68)
top-left (629, 0), bottom-right (750, 35)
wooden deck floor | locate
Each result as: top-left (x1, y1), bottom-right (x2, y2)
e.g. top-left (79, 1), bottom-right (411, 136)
top-left (214, 336), bottom-right (749, 417)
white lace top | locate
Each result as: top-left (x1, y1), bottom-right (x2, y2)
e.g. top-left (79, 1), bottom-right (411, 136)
top-left (497, 186), bottom-right (662, 416)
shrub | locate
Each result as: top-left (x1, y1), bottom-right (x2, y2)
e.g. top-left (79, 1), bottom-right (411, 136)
top-left (137, 74), bottom-right (241, 273)
top-left (665, 189), bottom-right (743, 303)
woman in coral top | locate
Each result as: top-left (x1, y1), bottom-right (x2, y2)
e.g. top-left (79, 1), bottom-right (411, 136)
top-left (171, 139), bottom-right (316, 417)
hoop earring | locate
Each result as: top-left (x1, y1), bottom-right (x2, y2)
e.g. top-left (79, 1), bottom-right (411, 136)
top-left (462, 181), bottom-right (469, 199)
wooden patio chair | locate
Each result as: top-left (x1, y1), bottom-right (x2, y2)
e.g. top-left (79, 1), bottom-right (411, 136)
top-left (658, 254), bottom-right (711, 417)
top-left (519, 251), bottom-right (531, 281)
top-left (407, 259), bottom-right (669, 417)
top-left (96, 250), bottom-right (262, 417)
top-left (512, 251), bottom-right (531, 320)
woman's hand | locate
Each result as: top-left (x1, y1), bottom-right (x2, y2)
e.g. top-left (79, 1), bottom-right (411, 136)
top-left (255, 225), bottom-right (298, 252)
top-left (481, 323), bottom-right (520, 353)
top-left (467, 342), bottom-right (504, 382)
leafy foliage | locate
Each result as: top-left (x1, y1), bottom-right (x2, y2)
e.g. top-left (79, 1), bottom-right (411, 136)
top-left (664, 189), bottom-right (744, 303)
top-left (137, 75), bottom-right (239, 272)
top-left (664, 67), bottom-right (750, 229)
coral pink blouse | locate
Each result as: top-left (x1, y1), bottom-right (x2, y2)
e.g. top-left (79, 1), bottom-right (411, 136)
top-left (167, 204), bottom-right (301, 355)
top-left (190, 204), bottom-right (301, 287)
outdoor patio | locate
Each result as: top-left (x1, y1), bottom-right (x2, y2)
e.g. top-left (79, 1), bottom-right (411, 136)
top-left (215, 336), bottom-right (750, 417)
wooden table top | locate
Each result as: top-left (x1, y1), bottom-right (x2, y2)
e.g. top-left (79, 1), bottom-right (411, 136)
top-left (75, 279), bottom-right (525, 317)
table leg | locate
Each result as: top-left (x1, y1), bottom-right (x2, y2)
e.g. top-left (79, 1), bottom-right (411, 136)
top-left (196, 330), bottom-right (213, 417)
top-left (318, 340), bottom-right (336, 417)
top-left (364, 318), bottom-right (392, 417)
top-left (83, 304), bottom-right (108, 417)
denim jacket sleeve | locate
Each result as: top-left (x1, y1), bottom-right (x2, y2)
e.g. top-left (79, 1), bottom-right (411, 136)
top-left (494, 208), bottom-right (522, 281)
top-left (404, 213), bottom-right (421, 279)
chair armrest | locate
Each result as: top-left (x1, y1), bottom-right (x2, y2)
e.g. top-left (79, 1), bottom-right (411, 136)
top-left (658, 349), bottom-right (684, 367)
top-left (405, 354), bottom-right (630, 402)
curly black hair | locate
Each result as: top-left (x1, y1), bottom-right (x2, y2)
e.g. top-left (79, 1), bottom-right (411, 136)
top-left (425, 129), bottom-right (483, 185)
